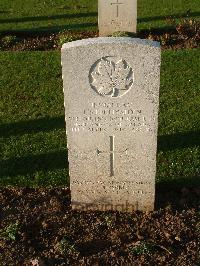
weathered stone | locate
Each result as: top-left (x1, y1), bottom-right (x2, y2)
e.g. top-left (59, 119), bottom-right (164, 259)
top-left (98, 0), bottom-right (137, 36)
top-left (61, 37), bottom-right (161, 212)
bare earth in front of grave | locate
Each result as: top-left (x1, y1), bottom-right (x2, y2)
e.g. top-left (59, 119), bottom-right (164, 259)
top-left (0, 188), bottom-right (199, 265)
top-left (0, 21), bottom-right (199, 52)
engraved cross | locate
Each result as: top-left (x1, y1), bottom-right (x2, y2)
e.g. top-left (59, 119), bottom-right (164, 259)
top-left (111, 0), bottom-right (124, 17)
top-left (97, 136), bottom-right (128, 177)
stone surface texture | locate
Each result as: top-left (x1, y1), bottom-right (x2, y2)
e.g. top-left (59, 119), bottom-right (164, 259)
top-left (61, 37), bottom-right (161, 212)
top-left (98, 0), bottom-right (137, 36)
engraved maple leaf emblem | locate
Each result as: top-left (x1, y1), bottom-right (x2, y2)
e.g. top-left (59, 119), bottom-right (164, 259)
top-left (90, 57), bottom-right (134, 98)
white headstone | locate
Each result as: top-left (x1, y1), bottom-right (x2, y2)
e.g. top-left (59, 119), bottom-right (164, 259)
top-left (98, 0), bottom-right (137, 36)
top-left (61, 38), bottom-right (161, 212)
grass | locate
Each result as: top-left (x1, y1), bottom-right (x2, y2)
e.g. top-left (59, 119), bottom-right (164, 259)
top-left (0, 222), bottom-right (20, 241)
top-left (157, 48), bottom-right (200, 186)
top-left (58, 237), bottom-right (78, 256)
top-left (0, 52), bottom-right (67, 186)
top-left (128, 241), bottom-right (154, 255)
top-left (0, 0), bottom-right (199, 33)
top-left (0, 48), bottom-right (199, 187)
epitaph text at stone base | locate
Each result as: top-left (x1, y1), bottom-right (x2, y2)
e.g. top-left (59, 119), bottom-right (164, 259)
top-left (62, 38), bottom-right (161, 212)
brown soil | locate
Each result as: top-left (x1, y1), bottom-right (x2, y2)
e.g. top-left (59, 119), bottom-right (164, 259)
top-left (0, 31), bottom-right (97, 52)
top-left (0, 29), bottom-right (199, 52)
top-left (0, 187), bottom-right (199, 266)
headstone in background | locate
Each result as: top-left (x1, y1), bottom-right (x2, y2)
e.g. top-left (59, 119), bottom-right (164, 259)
top-left (61, 37), bottom-right (161, 212)
top-left (98, 0), bottom-right (137, 36)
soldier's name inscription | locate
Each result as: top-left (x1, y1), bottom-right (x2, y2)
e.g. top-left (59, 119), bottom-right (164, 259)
top-left (69, 102), bottom-right (152, 133)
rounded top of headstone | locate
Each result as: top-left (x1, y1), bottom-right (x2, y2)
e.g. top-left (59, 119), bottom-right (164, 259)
top-left (61, 37), bottom-right (160, 51)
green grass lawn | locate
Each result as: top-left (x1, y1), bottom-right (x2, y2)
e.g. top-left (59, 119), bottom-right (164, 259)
top-left (0, 0), bottom-right (199, 33)
top-left (1, 48), bottom-right (199, 187)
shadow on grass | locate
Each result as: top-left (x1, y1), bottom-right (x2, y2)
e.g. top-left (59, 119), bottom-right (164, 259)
top-left (138, 11), bottom-right (200, 23)
top-left (0, 12), bottom-right (97, 24)
top-left (1, 117), bottom-right (199, 209)
top-left (0, 150), bottom-right (68, 178)
top-left (156, 176), bottom-right (200, 210)
top-left (0, 116), bottom-right (65, 138)
top-left (0, 11), bottom-right (10, 14)
top-left (0, 23), bottom-right (97, 35)
top-left (158, 131), bottom-right (200, 151)
top-left (1, 116), bottom-right (200, 151)
top-left (1, 117), bottom-right (199, 179)
top-left (0, 11), bottom-right (199, 25)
